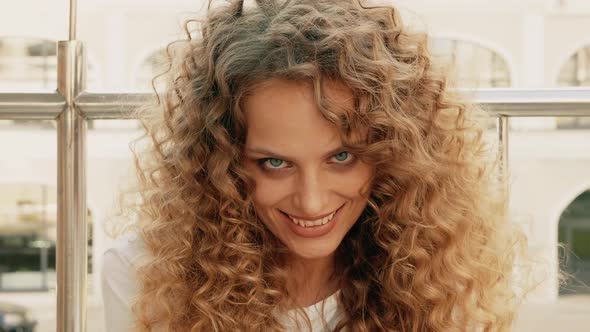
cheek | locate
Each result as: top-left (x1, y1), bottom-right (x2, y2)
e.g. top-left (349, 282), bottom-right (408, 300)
top-left (251, 175), bottom-right (291, 207)
top-left (243, 161), bottom-right (282, 207)
top-left (338, 164), bottom-right (374, 198)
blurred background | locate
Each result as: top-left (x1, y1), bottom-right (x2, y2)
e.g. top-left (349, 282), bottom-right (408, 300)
top-left (0, 0), bottom-right (589, 331)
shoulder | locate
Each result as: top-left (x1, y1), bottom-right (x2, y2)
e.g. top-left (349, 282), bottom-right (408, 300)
top-left (100, 232), bottom-right (153, 331)
top-left (101, 231), bottom-right (151, 305)
top-left (103, 232), bottom-right (150, 268)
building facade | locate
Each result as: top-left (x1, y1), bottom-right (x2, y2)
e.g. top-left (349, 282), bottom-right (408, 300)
top-left (0, 0), bottom-right (589, 330)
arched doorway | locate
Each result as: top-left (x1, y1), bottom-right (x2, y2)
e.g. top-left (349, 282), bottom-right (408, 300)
top-left (428, 37), bottom-right (511, 130)
top-left (557, 44), bottom-right (590, 87)
top-left (428, 37), bottom-right (512, 88)
top-left (558, 190), bottom-right (590, 295)
top-left (555, 44), bottom-right (590, 129)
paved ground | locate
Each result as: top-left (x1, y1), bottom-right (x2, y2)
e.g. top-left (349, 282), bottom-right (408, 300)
top-left (513, 295), bottom-right (590, 331)
top-left (0, 292), bottom-right (104, 332)
top-left (0, 292), bottom-right (588, 331)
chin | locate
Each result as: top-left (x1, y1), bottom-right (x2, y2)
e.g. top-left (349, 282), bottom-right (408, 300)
top-left (267, 228), bottom-right (344, 261)
top-left (289, 246), bottom-right (338, 260)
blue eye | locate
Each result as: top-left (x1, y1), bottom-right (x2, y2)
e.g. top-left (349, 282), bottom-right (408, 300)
top-left (334, 151), bottom-right (353, 164)
top-left (260, 158), bottom-right (286, 169)
top-left (257, 151), bottom-right (355, 174)
top-left (334, 151), bottom-right (350, 162)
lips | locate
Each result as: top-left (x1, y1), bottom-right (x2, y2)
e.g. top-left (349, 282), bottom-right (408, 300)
top-left (280, 204), bottom-right (344, 238)
top-left (285, 210), bottom-right (337, 227)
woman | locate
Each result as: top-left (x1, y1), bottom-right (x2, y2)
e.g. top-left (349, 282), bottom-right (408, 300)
top-left (102, 0), bottom-right (526, 331)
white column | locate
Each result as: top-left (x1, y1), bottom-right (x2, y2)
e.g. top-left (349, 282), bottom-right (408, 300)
top-left (104, 12), bottom-right (127, 91)
top-left (521, 13), bottom-right (546, 88)
top-left (512, 13), bottom-right (555, 130)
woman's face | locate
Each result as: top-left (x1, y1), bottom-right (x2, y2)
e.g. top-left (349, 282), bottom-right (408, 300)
top-left (242, 78), bottom-right (374, 260)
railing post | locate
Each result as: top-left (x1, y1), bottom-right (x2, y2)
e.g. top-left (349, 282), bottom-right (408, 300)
top-left (498, 115), bottom-right (510, 204)
top-left (56, 38), bottom-right (87, 332)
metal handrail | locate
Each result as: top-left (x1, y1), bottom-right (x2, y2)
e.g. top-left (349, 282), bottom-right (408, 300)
top-left (469, 88), bottom-right (590, 116)
top-left (0, 93), bottom-right (65, 119)
top-left (75, 92), bottom-right (151, 119)
top-left (1, 88), bottom-right (590, 120)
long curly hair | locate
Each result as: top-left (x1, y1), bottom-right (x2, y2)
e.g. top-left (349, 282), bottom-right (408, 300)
top-left (113, 0), bottom-right (529, 330)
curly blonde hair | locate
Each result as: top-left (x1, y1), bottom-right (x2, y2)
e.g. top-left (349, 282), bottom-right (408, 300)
top-left (114, 0), bottom-right (528, 330)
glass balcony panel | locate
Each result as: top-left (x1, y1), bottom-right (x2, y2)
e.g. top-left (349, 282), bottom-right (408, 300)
top-left (0, 119), bottom-right (138, 331)
top-left (509, 116), bottom-right (590, 332)
top-left (0, 120), bottom-right (57, 332)
top-left (87, 119), bottom-right (142, 332)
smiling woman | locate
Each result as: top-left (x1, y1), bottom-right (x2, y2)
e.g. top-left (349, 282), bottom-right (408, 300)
top-left (241, 78), bottom-right (375, 309)
top-left (102, 0), bottom-right (527, 331)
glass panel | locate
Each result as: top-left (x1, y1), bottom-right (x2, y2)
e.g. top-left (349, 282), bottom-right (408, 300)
top-left (0, 183), bottom-right (56, 291)
top-left (0, 120), bottom-right (99, 331)
top-left (87, 119), bottom-right (142, 332)
top-left (509, 116), bottom-right (590, 331)
top-left (0, 120), bottom-right (57, 332)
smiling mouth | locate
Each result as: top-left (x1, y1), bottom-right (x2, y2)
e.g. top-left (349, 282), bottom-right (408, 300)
top-left (280, 205), bottom-right (343, 228)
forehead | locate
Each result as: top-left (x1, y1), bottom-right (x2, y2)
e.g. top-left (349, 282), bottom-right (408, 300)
top-left (242, 78), bottom-right (354, 158)
top-left (245, 78), bottom-right (353, 110)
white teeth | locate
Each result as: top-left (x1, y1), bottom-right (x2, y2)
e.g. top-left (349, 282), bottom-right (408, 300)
top-left (288, 210), bottom-right (336, 228)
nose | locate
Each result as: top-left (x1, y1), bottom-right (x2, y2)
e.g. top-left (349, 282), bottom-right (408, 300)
top-left (292, 168), bottom-right (330, 218)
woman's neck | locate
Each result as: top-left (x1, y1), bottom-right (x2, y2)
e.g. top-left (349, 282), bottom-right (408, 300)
top-left (287, 253), bottom-right (341, 308)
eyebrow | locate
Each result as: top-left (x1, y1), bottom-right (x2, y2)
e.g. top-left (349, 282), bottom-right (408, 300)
top-left (245, 145), bottom-right (345, 161)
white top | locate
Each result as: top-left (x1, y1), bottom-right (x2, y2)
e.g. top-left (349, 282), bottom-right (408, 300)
top-left (101, 233), bottom-right (345, 331)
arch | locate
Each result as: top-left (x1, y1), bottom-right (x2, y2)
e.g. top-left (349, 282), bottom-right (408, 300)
top-left (132, 34), bottom-right (517, 90)
top-left (430, 32), bottom-right (517, 87)
top-left (550, 179), bottom-right (590, 290)
top-left (556, 189), bottom-right (590, 295)
top-left (540, 179), bottom-right (590, 298)
top-left (551, 38), bottom-right (590, 86)
top-left (550, 180), bottom-right (590, 232)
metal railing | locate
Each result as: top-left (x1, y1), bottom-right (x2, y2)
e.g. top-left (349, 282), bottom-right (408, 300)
top-left (1, 82), bottom-right (590, 332)
top-left (1, 0), bottom-right (590, 331)
top-left (4, 88), bottom-right (590, 119)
